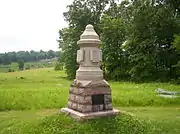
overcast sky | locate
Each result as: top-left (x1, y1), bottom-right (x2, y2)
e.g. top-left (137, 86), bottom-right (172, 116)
top-left (0, 0), bottom-right (73, 53)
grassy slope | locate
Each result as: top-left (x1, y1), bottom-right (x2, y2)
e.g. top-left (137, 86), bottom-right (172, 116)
top-left (0, 68), bottom-right (180, 134)
top-left (0, 109), bottom-right (148, 134)
top-left (0, 108), bottom-right (179, 134)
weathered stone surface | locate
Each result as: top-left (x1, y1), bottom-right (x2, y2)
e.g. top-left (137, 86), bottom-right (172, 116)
top-left (77, 104), bottom-right (84, 112)
top-left (92, 105), bottom-right (105, 112)
top-left (105, 104), bottom-right (113, 110)
top-left (75, 95), bottom-right (84, 103)
top-left (79, 88), bottom-right (85, 94)
top-left (84, 87), bottom-right (111, 96)
top-left (92, 105), bottom-right (98, 112)
top-left (84, 96), bottom-right (92, 104)
top-left (76, 104), bottom-right (92, 113)
top-left (83, 105), bottom-right (92, 113)
top-left (73, 80), bottom-right (110, 88)
top-left (99, 105), bottom-right (104, 111)
top-left (61, 108), bottom-right (120, 121)
top-left (69, 86), bottom-right (85, 95)
top-left (68, 94), bottom-right (75, 101)
top-left (69, 87), bottom-right (80, 95)
top-left (68, 94), bottom-right (92, 105)
top-left (69, 86), bottom-right (111, 96)
top-left (104, 94), bottom-right (112, 104)
top-left (71, 102), bottom-right (78, 110)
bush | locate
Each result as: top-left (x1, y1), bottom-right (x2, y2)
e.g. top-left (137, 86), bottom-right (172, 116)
top-left (25, 65), bottom-right (31, 70)
top-left (54, 62), bottom-right (64, 71)
top-left (8, 68), bottom-right (14, 72)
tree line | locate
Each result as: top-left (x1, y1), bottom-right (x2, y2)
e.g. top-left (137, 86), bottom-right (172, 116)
top-left (0, 50), bottom-right (60, 65)
top-left (58, 0), bottom-right (180, 82)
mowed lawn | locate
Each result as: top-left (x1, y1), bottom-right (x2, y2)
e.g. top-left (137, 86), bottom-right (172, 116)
top-left (0, 68), bottom-right (180, 134)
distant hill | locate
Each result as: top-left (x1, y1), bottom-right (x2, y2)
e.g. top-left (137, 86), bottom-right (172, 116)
top-left (0, 50), bottom-right (61, 65)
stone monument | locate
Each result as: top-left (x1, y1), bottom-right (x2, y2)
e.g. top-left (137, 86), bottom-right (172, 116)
top-left (61, 24), bottom-right (119, 120)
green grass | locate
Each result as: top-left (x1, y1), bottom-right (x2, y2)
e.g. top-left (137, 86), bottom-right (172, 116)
top-left (121, 107), bottom-right (180, 134)
top-left (112, 81), bottom-right (180, 107)
top-left (0, 109), bottom-right (148, 134)
top-left (0, 68), bottom-right (180, 134)
top-left (0, 63), bottom-right (19, 72)
top-left (0, 68), bottom-right (70, 110)
top-left (0, 108), bottom-right (179, 134)
top-left (0, 68), bottom-right (179, 110)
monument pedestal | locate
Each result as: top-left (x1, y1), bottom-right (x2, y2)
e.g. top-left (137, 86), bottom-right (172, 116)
top-left (61, 79), bottom-right (120, 120)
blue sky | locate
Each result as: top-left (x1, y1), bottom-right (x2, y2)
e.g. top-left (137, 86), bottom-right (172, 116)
top-left (0, 0), bottom-right (73, 53)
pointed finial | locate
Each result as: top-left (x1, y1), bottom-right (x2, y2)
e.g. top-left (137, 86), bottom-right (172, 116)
top-left (86, 24), bottom-right (94, 30)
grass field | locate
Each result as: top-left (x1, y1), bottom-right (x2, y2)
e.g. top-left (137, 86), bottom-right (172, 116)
top-left (0, 68), bottom-right (180, 134)
top-left (0, 60), bottom-right (54, 73)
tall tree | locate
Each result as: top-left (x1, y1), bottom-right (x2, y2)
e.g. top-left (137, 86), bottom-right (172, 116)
top-left (100, 14), bottom-right (128, 80)
top-left (59, 0), bottom-right (115, 79)
top-left (125, 0), bottom-right (180, 81)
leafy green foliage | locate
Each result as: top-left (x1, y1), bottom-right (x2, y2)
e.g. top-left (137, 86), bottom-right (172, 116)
top-left (59, 0), bottom-right (180, 82)
top-left (124, 0), bottom-right (180, 81)
top-left (100, 15), bottom-right (129, 80)
top-left (54, 62), bottom-right (64, 71)
top-left (18, 60), bottom-right (24, 70)
top-left (173, 35), bottom-right (180, 51)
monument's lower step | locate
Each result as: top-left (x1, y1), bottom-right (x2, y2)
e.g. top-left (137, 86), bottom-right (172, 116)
top-left (61, 108), bottom-right (120, 121)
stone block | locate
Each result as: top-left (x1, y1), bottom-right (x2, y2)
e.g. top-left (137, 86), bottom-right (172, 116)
top-left (70, 87), bottom-right (79, 95)
top-left (77, 104), bottom-right (84, 112)
top-left (105, 104), bottom-right (113, 110)
top-left (78, 88), bottom-right (85, 95)
top-left (104, 94), bottom-right (112, 104)
top-left (83, 87), bottom-right (111, 96)
top-left (84, 96), bottom-right (92, 104)
top-left (75, 95), bottom-right (85, 104)
top-left (83, 105), bottom-right (92, 113)
top-left (69, 87), bottom-right (85, 96)
top-left (68, 94), bottom-right (75, 102)
top-left (61, 108), bottom-right (120, 121)
top-left (99, 105), bottom-right (104, 111)
top-left (92, 105), bottom-right (99, 112)
top-left (71, 102), bottom-right (78, 110)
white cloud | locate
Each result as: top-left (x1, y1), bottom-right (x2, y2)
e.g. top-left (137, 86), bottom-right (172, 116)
top-left (0, 0), bottom-right (73, 53)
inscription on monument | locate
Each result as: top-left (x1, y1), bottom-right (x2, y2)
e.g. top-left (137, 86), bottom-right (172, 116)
top-left (77, 50), bottom-right (84, 63)
top-left (90, 49), bottom-right (101, 63)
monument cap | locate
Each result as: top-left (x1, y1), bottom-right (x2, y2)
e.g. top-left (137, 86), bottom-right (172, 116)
top-left (77, 24), bottom-right (101, 45)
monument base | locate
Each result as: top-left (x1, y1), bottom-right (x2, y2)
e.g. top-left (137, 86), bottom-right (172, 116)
top-left (61, 108), bottom-right (120, 121)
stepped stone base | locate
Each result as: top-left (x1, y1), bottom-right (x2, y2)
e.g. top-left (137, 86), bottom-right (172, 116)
top-left (61, 79), bottom-right (120, 120)
top-left (61, 108), bottom-right (120, 121)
